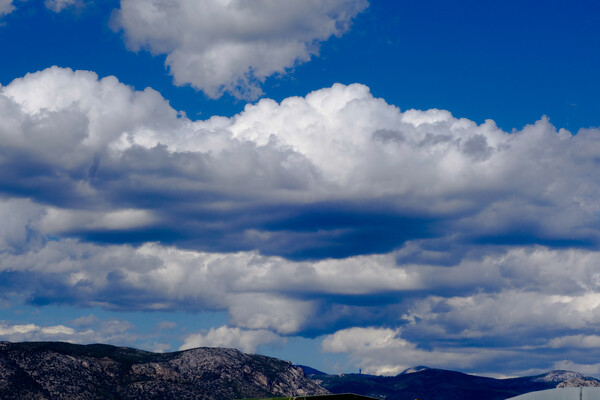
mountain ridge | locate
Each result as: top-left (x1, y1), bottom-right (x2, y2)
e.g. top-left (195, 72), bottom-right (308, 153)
top-left (1, 341), bottom-right (599, 400)
top-left (303, 365), bottom-right (600, 400)
top-left (0, 341), bottom-right (328, 400)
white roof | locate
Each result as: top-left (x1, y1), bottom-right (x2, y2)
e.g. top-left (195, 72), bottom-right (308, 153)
top-left (507, 387), bottom-right (600, 400)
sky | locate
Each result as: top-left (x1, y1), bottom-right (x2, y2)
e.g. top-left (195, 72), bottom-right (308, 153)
top-left (0, 0), bottom-right (600, 378)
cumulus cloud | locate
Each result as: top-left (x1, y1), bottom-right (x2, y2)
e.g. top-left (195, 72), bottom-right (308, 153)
top-left (112, 0), bottom-right (368, 99)
top-left (4, 67), bottom-right (600, 374)
top-left (180, 325), bottom-right (284, 353)
top-left (0, 323), bottom-right (75, 338)
top-left (4, 68), bottom-right (600, 260)
top-left (0, 0), bottom-right (14, 18)
top-left (0, 236), bottom-right (410, 334)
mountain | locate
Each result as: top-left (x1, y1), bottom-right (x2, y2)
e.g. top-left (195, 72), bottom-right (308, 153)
top-left (303, 367), bottom-right (600, 400)
top-left (2, 340), bottom-right (599, 400)
top-left (530, 370), bottom-right (600, 388)
top-left (0, 341), bottom-right (329, 400)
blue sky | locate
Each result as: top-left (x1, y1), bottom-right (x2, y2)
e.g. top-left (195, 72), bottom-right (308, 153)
top-left (0, 0), bottom-right (600, 377)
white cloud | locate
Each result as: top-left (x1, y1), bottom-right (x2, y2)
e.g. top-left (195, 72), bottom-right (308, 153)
top-left (321, 327), bottom-right (499, 375)
top-left (3, 217), bottom-right (600, 373)
top-left (5, 231), bottom-right (600, 342)
top-left (3, 67), bottom-right (180, 156)
top-left (4, 66), bottom-right (600, 246)
top-left (3, 197), bottom-right (600, 340)
top-left (403, 290), bottom-right (600, 341)
top-left (0, 0), bottom-right (14, 18)
top-left (0, 318), bottom-right (137, 345)
top-left (0, 237), bottom-right (403, 334)
top-left (321, 326), bottom-right (600, 377)
top-left (227, 294), bottom-right (315, 334)
top-left (180, 325), bottom-right (284, 353)
top-left (547, 335), bottom-right (600, 349)
top-left (0, 323), bottom-right (65, 336)
top-left (112, 0), bottom-right (368, 99)
top-left (4, 68), bottom-right (600, 374)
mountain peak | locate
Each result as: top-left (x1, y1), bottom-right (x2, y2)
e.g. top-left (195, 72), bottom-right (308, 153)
top-left (534, 370), bottom-right (583, 382)
top-left (532, 370), bottom-right (600, 388)
top-left (0, 341), bottom-right (329, 399)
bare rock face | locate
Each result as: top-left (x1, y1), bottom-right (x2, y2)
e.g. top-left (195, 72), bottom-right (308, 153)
top-left (0, 341), bottom-right (329, 400)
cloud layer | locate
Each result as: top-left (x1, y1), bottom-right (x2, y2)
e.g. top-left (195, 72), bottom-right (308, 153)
top-left (112, 0), bottom-right (368, 99)
top-left (3, 67), bottom-right (600, 375)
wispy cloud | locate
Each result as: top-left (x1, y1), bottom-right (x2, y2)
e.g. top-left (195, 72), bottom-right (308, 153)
top-left (0, 0), bottom-right (14, 18)
top-left (44, 0), bottom-right (83, 13)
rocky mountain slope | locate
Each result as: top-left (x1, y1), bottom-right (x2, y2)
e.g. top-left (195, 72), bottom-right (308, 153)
top-left (304, 366), bottom-right (600, 400)
top-left (2, 340), bottom-right (599, 400)
top-left (0, 341), bottom-right (329, 400)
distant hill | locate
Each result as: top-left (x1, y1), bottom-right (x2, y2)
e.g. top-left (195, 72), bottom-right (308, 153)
top-left (0, 341), bottom-right (328, 400)
top-left (302, 367), bottom-right (600, 400)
